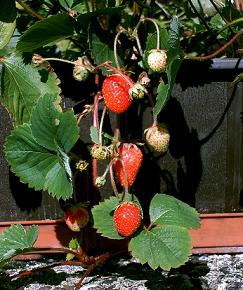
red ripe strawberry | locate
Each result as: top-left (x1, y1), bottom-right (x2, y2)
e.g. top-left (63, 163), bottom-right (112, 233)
top-left (64, 204), bottom-right (89, 232)
top-left (102, 74), bottom-right (134, 113)
top-left (113, 143), bottom-right (143, 188)
top-left (114, 201), bottom-right (141, 237)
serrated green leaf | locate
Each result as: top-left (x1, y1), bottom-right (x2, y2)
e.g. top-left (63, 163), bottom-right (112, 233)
top-left (149, 194), bottom-right (200, 229)
top-left (16, 14), bottom-right (76, 53)
top-left (0, 224), bottom-right (38, 264)
top-left (4, 93), bottom-right (79, 200)
top-left (90, 126), bottom-right (99, 144)
top-left (1, 55), bottom-right (61, 126)
top-left (31, 94), bottom-right (79, 153)
top-left (168, 16), bottom-right (180, 51)
top-left (129, 225), bottom-right (192, 271)
top-left (4, 124), bottom-right (73, 199)
top-left (0, 20), bottom-right (16, 50)
top-left (153, 82), bottom-right (169, 117)
top-left (92, 194), bottom-right (141, 239)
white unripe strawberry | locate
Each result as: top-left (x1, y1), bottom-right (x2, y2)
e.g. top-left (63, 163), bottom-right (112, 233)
top-left (147, 49), bottom-right (167, 73)
top-left (145, 123), bottom-right (170, 153)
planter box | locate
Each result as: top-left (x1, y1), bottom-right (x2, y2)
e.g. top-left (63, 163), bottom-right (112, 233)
top-left (1, 213), bottom-right (242, 254)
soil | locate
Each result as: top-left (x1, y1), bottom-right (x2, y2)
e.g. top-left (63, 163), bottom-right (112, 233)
top-left (0, 254), bottom-right (243, 290)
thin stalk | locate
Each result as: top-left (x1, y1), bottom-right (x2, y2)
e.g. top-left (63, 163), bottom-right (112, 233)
top-left (113, 28), bottom-right (128, 69)
top-left (133, 17), bottom-right (161, 50)
top-left (109, 162), bottom-right (120, 200)
top-left (188, 0), bottom-right (221, 47)
top-left (185, 29), bottom-right (243, 60)
top-left (42, 57), bottom-right (75, 65)
top-left (16, 0), bottom-right (44, 20)
top-left (99, 62), bottom-right (134, 87)
top-left (217, 17), bottom-right (243, 35)
top-left (98, 105), bottom-right (107, 145)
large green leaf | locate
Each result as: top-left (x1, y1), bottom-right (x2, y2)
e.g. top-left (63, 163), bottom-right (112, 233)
top-left (129, 225), bottom-right (192, 271)
top-left (0, 20), bottom-right (16, 50)
top-left (149, 194), bottom-right (200, 229)
top-left (4, 94), bottom-right (79, 200)
top-left (92, 194), bottom-right (141, 240)
top-left (0, 224), bottom-right (38, 264)
top-left (1, 55), bottom-right (61, 126)
top-left (16, 14), bottom-right (76, 53)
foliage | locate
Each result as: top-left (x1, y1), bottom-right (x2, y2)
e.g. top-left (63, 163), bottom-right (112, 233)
top-left (4, 0), bottom-right (237, 284)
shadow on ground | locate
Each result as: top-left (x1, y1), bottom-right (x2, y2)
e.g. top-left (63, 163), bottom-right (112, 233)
top-left (0, 256), bottom-right (209, 290)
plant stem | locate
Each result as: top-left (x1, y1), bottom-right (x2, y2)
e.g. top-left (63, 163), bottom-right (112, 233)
top-left (133, 16), bottom-right (161, 50)
top-left (185, 29), bottom-right (243, 60)
top-left (109, 161), bottom-right (120, 200)
top-left (99, 62), bottom-right (134, 87)
top-left (113, 27), bottom-right (128, 69)
top-left (16, 0), bottom-right (44, 20)
top-left (42, 57), bottom-right (75, 65)
top-left (98, 106), bottom-right (107, 145)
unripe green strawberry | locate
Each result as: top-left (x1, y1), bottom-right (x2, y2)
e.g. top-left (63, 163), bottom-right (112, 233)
top-left (91, 145), bottom-right (111, 160)
top-left (147, 49), bottom-right (167, 73)
top-left (73, 64), bottom-right (89, 81)
top-left (145, 123), bottom-right (170, 153)
top-left (64, 204), bottom-right (89, 232)
top-left (113, 202), bottom-right (141, 237)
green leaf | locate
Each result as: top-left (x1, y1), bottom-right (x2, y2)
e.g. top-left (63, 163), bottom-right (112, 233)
top-left (153, 82), bottom-right (169, 117)
top-left (0, 224), bottom-right (38, 264)
top-left (0, 0), bottom-right (16, 22)
top-left (90, 126), bottom-right (99, 144)
top-left (4, 94), bottom-right (79, 200)
top-left (149, 194), bottom-right (200, 229)
top-left (31, 94), bottom-right (79, 152)
top-left (92, 194), bottom-right (141, 240)
top-left (129, 225), bottom-right (192, 271)
top-left (77, 6), bottom-right (126, 30)
top-left (89, 26), bottom-right (123, 75)
top-left (1, 55), bottom-right (61, 126)
top-left (16, 14), bottom-right (76, 53)
top-left (145, 26), bottom-right (169, 52)
top-left (0, 20), bottom-right (16, 50)
top-left (168, 16), bottom-right (180, 55)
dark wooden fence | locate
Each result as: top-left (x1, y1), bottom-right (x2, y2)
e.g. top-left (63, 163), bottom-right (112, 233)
top-left (0, 59), bottom-right (242, 222)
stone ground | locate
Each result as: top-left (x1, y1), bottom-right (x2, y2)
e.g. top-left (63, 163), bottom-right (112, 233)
top-left (0, 254), bottom-right (243, 290)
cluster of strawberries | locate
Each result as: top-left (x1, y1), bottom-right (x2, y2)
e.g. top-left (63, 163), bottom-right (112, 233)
top-left (65, 48), bottom-right (170, 238)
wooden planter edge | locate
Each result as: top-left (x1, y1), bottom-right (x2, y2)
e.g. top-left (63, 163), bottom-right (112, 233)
top-left (0, 213), bottom-right (243, 254)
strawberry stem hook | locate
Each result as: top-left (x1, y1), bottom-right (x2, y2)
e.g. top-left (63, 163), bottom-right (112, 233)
top-left (133, 16), bottom-right (161, 54)
top-left (113, 26), bottom-right (128, 69)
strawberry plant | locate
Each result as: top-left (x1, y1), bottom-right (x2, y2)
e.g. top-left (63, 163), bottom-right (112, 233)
top-left (0, 0), bottom-right (202, 288)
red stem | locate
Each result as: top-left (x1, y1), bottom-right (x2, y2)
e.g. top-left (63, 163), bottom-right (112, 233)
top-left (186, 29), bottom-right (243, 60)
